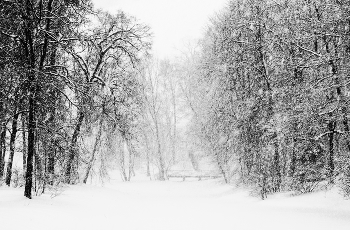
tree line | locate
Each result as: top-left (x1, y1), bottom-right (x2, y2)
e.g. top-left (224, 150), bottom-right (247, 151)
top-left (0, 0), bottom-right (151, 198)
top-left (181, 0), bottom-right (350, 198)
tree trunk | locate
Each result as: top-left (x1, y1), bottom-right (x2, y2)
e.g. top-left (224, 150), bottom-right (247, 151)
top-left (24, 29), bottom-right (38, 198)
top-left (65, 110), bottom-right (84, 184)
top-left (218, 159), bottom-right (228, 183)
top-left (46, 50), bottom-right (58, 186)
top-left (119, 140), bottom-right (128, 181)
top-left (334, 71), bottom-right (350, 153)
top-left (170, 78), bottom-right (177, 163)
top-left (273, 138), bottom-right (281, 192)
top-left (46, 106), bottom-right (57, 186)
top-left (290, 136), bottom-right (297, 177)
top-left (83, 118), bottom-right (103, 184)
top-left (317, 11), bottom-right (340, 183)
top-left (47, 140), bottom-right (55, 185)
top-left (155, 122), bottom-right (165, 180)
top-left (126, 139), bottom-right (136, 181)
top-left (146, 153), bottom-right (150, 177)
top-left (144, 133), bottom-right (151, 177)
top-left (327, 117), bottom-right (336, 183)
top-left (24, 0), bottom-right (54, 198)
top-left (341, 106), bottom-right (350, 152)
top-left (255, 15), bottom-right (281, 191)
top-left (22, 116), bottom-right (27, 178)
top-left (0, 122), bottom-right (6, 179)
top-left (34, 140), bottom-right (43, 193)
top-left (24, 89), bottom-right (36, 199)
top-left (0, 96), bottom-right (4, 180)
top-left (5, 111), bottom-right (19, 186)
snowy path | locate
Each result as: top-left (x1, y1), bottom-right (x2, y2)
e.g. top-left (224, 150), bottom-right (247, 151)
top-left (1, 177), bottom-right (350, 230)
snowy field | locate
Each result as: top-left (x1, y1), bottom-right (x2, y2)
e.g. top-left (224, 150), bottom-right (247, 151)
top-left (1, 175), bottom-right (350, 230)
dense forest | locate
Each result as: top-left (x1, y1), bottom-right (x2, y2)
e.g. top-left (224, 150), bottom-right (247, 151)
top-left (1, 0), bottom-right (350, 200)
top-left (189, 0), bottom-right (350, 198)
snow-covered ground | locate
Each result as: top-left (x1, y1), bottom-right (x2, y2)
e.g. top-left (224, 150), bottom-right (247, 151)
top-left (1, 174), bottom-right (350, 230)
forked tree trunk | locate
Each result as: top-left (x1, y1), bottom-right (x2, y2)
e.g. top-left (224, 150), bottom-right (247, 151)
top-left (83, 118), bottom-right (103, 184)
top-left (65, 111), bottom-right (84, 184)
top-left (24, 0), bottom-right (55, 198)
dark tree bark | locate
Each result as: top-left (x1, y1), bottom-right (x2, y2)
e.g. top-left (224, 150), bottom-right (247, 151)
top-left (0, 123), bottom-right (6, 179)
top-left (23, 0), bottom-right (39, 198)
top-left (328, 116), bottom-right (336, 183)
top-left (5, 111), bottom-right (19, 186)
top-left (24, 20), bottom-right (37, 199)
top-left (25, 87), bottom-right (36, 199)
top-left (273, 137), bottom-right (281, 191)
top-left (22, 116), bottom-right (27, 178)
top-left (0, 96), bottom-right (4, 179)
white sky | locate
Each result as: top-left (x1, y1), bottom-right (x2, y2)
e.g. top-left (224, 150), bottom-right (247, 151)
top-left (92, 0), bottom-right (228, 58)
